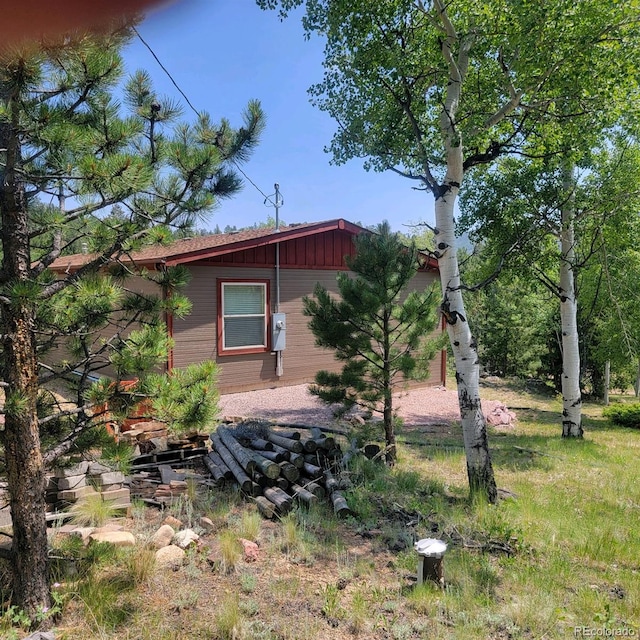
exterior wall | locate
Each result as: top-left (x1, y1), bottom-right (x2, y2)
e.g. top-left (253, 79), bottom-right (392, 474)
top-left (41, 275), bottom-right (163, 380)
top-left (172, 264), bottom-right (444, 394)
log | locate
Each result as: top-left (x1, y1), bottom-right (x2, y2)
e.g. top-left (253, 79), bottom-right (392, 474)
top-left (300, 437), bottom-right (317, 453)
top-left (323, 470), bottom-right (339, 494)
top-left (248, 436), bottom-right (274, 451)
top-left (278, 461), bottom-right (300, 483)
top-left (210, 433), bottom-right (253, 494)
top-left (258, 449), bottom-right (285, 463)
top-left (269, 421), bottom-right (348, 437)
top-left (273, 477), bottom-right (289, 491)
top-left (208, 451), bottom-right (233, 480)
top-left (298, 478), bottom-right (326, 499)
top-left (310, 427), bottom-right (336, 450)
top-left (202, 456), bottom-right (226, 485)
top-left (266, 432), bottom-right (304, 453)
top-left (276, 430), bottom-right (301, 440)
top-left (302, 461), bottom-right (323, 479)
top-left (247, 450), bottom-right (281, 479)
top-left (330, 491), bottom-right (352, 518)
top-left (263, 486), bottom-right (292, 513)
top-left (290, 483), bottom-right (318, 506)
top-left (288, 452), bottom-right (305, 469)
top-left (217, 427), bottom-right (257, 474)
top-left (255, 496), bottom-right (276, 519)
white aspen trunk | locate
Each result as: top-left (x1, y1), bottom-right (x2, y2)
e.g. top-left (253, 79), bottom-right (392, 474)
top-left (603, 360), bottom-right (610, 406)
top-left (433, 6), bottom-right (496, 502)
top-left (434, 184), bottom-right (497, 502)
top-left (559, 164), bottom-right (583, 437)
top-left (634, 358), bottom-right (640, 398)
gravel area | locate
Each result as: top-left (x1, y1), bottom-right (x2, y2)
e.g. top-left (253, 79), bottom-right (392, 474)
top-left (219, 383), bottom-right (507, 427)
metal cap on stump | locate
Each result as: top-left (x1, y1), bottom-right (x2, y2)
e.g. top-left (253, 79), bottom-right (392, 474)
top-left (414, 538), bottom-right (447, 586)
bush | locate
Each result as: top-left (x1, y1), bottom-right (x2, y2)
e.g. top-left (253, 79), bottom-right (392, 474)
top-left (602, 403), bottom-right (640, 429)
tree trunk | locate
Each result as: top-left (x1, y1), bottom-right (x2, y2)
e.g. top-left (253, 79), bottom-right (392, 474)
top-left (603, 360), bottom-right (610, 406)
top-left (0, 100), bottom-right (52, 618)
top-left (382, 309), bottom-right (396, 464)
top-left (434, 189), bottom-right (498, 503)
top-left (634, 358), bottom-right (640, 398)
top-left (434, 24), bottom-right (497, 503)
top-left (559, 163), bottom-right (583, 437)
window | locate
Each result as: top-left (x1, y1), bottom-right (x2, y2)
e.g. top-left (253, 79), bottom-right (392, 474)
top-left (218, 280), bottom-right (269, 355)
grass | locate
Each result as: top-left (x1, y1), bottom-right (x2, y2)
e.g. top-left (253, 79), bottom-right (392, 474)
top-left (4, 379), bottom-right (639, 639)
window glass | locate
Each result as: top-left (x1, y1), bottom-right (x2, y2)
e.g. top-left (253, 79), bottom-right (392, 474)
top-left (222, 283), bottom-right (267, 350)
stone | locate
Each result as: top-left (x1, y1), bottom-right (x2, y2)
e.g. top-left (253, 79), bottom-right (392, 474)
top-left (89, 531), bottom-right (136, 547)
top-left (93, 523), bottom-right (125, 533)
top-left (57, 474), bottom-right (87, 491)
top-left (239, 538), bottom-right (259, 562)
top-left (94, 471), bottom-right (125, 486)
top-left (58, 486), bottom-right (98, 502)
top-left (54, 461), bottom-right (89, 478)
top-left (100, 488), bottom-right (130, 506)
top-left (155, 544), bottom-right (185, 570)
top-left (69, 527), bottom-right (96, 543)
top-left (199, 516), bottom-right (216, 533)
top-left (173, 529), bottom-right (199, 549)
top-left (88, 461), bottom-right (112, 475)
top-left (151, 524), bottom-right (175, 549)
top-left (163, 515), bottom-right (183, 529)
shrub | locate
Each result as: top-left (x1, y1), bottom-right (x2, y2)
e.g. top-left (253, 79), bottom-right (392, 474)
top-left (602, 403), bottom-right (640, 429)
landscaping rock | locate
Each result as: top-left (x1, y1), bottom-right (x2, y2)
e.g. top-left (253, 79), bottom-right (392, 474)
top-left (57, 474), bottom-right (87, 490)
top-left (163, 515), bottom-right (183, 528)
top-left (199, 516), bottom-right (215, 533)
top-left (152, 524), bottom-right (175, 549)
top-left (239, 538), bottom-right (259, 562)
top-left (173, 528), bottom-right (199, 549)
top-left (89, 531), bottom-right (136, 547)
top-left (155, 544), bottom-right (185, 570)
top-left (54, 461), bottom-right (89, 478)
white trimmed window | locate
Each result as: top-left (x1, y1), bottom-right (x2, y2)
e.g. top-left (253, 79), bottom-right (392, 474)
top-left (219, 281), bottom-right (269, 354)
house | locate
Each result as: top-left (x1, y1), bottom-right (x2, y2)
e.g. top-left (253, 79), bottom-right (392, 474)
top-left (50, 219), bottom-right (445, 394)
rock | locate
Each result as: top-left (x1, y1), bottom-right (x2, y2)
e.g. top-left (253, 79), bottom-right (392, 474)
top-left (239, 538), bottom-right (259, 562)
top-left (155, 544), bottom-right (185, 570)
top-left (23, 632), bottom-right (56, 640)
top-left (88, 461), bottom-right (112, 475)
top-left (94, 471), bottom-right (126, 486)
top-left (89, 531), bottom-right (136, 547)
top-left (199, 516), bottom-right (216, 533)
top-left (54, 461), bottom-right (89, 478)
top-left (152, 524), bottom-right (175, 549)
top-left (163, 515), bottom-right (183, 529)
top-left (69, 527), bottom-right (95, 543)
top-left (56, 474), bottom-right (87, 490)
top-left (173, 529), bottom-right (199, 549)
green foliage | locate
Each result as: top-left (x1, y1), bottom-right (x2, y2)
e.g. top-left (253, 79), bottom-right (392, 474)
top-left (602, 403), bottom-right (640, 429)
top-left (142, 360), bottom-right (220, 434)
top-left (303, 222), bottom-right (439, 462)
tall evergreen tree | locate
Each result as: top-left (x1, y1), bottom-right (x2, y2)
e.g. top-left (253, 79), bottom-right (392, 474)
top-left (303, 222), bottom-right (440, 464)
top-left (0, 27), bottom-right (264, 619)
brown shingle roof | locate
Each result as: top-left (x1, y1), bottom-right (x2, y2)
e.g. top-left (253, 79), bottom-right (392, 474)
top-left (49, 219), bottom-right (366, 271)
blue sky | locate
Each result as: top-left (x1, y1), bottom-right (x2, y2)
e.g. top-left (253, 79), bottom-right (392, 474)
top-left (122, 0), bottom-right (435, 233)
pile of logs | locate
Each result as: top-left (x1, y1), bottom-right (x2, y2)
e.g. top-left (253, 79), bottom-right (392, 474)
top-left (204, 422), bottom-right (352, 519)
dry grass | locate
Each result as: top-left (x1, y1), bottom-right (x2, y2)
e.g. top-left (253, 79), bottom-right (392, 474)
top-left (5, 378), bottom-right (640, 640)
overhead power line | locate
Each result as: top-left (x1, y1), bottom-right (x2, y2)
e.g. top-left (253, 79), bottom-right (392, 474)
top-left (132, 25), bottom-right (278, 205)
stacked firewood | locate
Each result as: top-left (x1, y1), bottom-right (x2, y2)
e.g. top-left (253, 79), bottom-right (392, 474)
top-left (205, 421), bottom-right (352, 518)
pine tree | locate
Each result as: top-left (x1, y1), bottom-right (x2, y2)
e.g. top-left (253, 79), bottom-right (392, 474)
top-left (0, 26), bottom-right (264, 619)
top-left (303, 222), bottom-right (440, 464)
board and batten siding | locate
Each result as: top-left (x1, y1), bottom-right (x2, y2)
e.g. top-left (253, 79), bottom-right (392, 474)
top-left (171, 265), bottom-right (444, 394)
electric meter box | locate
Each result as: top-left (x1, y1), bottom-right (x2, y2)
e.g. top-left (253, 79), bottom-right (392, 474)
top-left (272, 313), bottom-right (286, 351)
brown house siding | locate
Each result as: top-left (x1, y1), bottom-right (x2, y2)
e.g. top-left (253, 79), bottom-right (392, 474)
top-left (171, 265), bottom-right (443, 394)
